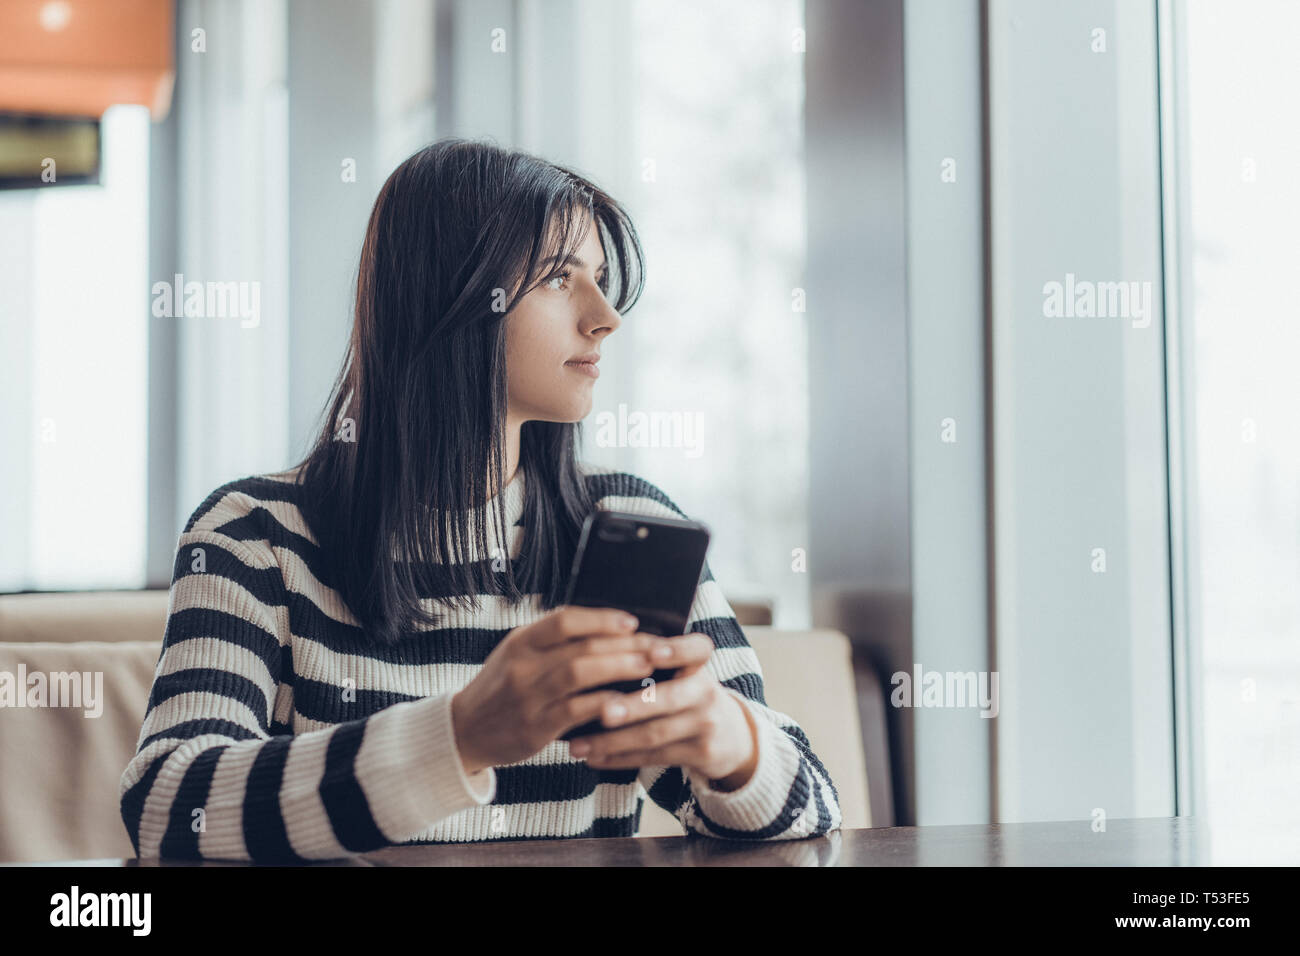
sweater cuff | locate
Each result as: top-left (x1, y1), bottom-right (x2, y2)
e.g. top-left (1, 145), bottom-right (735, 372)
top-left (354, 692), bottom-right (496, 842)
top-left (687, 689), bottom-right (802, 831)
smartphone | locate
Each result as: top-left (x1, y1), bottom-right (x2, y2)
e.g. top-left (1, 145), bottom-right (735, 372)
top-left (557, 508), bottom-right (711, 742)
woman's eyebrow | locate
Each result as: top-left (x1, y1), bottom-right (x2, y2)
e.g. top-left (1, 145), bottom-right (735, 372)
top-left (541, 253), bottom-right (608, 275)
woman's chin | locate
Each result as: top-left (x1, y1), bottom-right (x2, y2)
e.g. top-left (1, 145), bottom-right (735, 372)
top-left (533, 401), bottom-right (592, 424)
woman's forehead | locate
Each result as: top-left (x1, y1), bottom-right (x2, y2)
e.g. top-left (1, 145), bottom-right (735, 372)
top-left (542, 206), bottom-right (596, 252)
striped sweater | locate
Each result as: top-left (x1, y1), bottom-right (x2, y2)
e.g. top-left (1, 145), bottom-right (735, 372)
top-left (119, 462), bottom-right (842, 861)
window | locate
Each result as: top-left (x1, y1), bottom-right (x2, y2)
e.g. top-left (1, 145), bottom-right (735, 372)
top-left (0, 104), bottom-right (150, 590)
top-left (1178, 0), bottom-right (1300, 830)
top-left (609, 0), bottom-right (809, 626)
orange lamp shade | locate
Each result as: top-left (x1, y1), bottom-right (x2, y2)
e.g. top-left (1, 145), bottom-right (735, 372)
top-left (0, 0), bottom-right (174, 120)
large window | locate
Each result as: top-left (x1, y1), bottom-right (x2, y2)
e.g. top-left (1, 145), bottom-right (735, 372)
top-left (0, 105), bottom-right (150, 591)
top-left (1179, 0), bottom-right (1300, 833)
top-left (608, 0), bottom-right (809, 627)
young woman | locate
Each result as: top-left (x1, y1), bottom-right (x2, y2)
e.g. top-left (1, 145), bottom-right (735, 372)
top-left (120, 139), bottom-right (841, 861)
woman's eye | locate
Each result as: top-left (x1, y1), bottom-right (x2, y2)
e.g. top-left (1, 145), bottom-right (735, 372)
top-left (544, 269), bottom-right (608, 295)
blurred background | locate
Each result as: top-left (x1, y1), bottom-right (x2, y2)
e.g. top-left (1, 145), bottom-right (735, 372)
top-left (0, 0), bottom-right (1297, 854)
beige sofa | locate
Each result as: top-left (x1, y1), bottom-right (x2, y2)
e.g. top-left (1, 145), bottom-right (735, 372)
top-left (0, 590), bottom-right (870, 862)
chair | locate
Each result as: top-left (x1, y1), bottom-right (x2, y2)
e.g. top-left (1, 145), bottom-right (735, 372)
top-left (633, 626), bottom-right (871, 836)
top-left (0, 638), bottom-right (161, 862)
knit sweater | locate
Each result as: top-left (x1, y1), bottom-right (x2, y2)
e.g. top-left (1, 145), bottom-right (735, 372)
top-left (118, 462), bottom-right (842, 861)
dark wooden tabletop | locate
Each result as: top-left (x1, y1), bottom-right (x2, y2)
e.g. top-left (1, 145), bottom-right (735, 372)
top-left (15, 816), bottom-right (1294, 866)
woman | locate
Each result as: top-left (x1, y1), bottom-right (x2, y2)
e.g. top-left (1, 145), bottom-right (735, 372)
top-left (119, 139), bottom-right (841, 861)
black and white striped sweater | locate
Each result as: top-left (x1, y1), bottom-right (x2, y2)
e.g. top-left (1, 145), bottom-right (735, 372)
top-left (118, 462), bottom-right (842, 861)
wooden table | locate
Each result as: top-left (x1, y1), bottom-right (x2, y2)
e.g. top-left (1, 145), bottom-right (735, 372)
top-left (15, 816), bottom-right (1296, 866)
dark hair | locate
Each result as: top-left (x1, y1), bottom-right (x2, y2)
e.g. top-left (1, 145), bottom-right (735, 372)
top-left (288, 138), bottom-right (645, 646)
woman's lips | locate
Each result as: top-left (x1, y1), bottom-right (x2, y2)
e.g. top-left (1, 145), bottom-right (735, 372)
top-left (564, 360), bottom-right (600, 379)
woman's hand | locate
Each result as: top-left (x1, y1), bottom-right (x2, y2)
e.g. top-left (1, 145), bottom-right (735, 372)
top-left (450, 606), bottom-right (666, 775)
top-left (565, 633), bottom-right (761, 790)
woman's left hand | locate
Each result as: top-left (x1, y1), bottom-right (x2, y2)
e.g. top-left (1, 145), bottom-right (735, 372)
top-left (566, 632), bottom-right (760, 789)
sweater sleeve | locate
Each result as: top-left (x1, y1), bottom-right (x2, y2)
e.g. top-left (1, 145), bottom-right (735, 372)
top-left (119, 525), bottom-right (495, 862)
top-left (637, 559), bottom-right (843, 840)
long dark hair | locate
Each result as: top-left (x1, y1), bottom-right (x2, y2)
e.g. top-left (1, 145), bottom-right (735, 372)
top-left (289, 138), bottom-right (645, 646)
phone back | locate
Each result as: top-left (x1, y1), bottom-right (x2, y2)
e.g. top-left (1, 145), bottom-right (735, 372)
top-left (564, 509), bottom-right (711, 635)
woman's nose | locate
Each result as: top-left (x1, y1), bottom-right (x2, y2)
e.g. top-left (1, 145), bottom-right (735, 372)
top-left (584, 290), bottom-right (622, 335)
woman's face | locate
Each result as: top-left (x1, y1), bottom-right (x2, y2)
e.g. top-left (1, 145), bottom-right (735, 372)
top-left (504, 212), bottom-right (622, 425)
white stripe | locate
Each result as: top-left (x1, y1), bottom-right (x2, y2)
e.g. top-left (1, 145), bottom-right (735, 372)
top-left (199, 743), bottom-right (263, 859)
top-left (156, 636), bottom-right (276, 689)
top-left (176, 526), bottom-right (279, 569)
top-left (279, 728), bottom-right (351, 859)
top-left (139, 690), bottom-right (267, 742)
top-left (134, 733), bottom-right (242, 858)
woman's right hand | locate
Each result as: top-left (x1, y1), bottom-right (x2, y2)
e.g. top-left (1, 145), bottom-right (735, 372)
top-left (449, 606), bottom-right (661, 775)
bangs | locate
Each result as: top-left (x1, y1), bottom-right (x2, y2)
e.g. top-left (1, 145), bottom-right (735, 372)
top-left (519, 179), bottom-right (645, 316)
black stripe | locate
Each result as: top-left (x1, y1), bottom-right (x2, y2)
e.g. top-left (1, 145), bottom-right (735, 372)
top-left (291, 676), bottom-right (422, 724)
top-left (321, 722), bottom-right (388, 852)
top-left (810, 769), bottom-right (831, 834)
top-left (720, 672), bottom-right (765, 704)
top-left (146, 668), bottom-right (272, 734)
top-left (646, 766), bottom-right (692, 817)
top-left (159, 745), bottom-right (227, 859)
top-left (289, 615), bottom-right (512, 665)
top-left (279, 642), bottom-right (296, 686)
top-left (170, 539), bottom-right (284, 609)
top-left (120, 752), bottom-right (170, 857)
top-left (180, 479), bottom-right (335, 589)
top-left (214, 498), bottom-right (530, 604)
top-left (141, 717), bottom-right (261, 750)
top-left (219, 506), bottom-right (326, 580)
top-left (493, 762), bottom-right (602, 805)
top-left (594, 767), bottom-right (638, 785)
top-left (183, 476), bottom-right (303, 533)
top-left (584, 471), bottom-right (685, 517)
top-left (779, 722), bottom-right (840, 808)
top-left (689, 615), bottom-right (756, 653)
top-left (244, 736), bottom-right (308, 863)
top-left (161, 606), bottom-right (282, 676)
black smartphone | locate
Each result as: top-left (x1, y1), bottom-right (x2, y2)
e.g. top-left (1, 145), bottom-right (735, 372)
top-left (557, 508), bottom-right (711, 742)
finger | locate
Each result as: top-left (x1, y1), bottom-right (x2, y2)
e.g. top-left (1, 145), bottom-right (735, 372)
top-left (644, 633), bottom-right (715, 669)
top-left (571, 709), bottom-right (705, 759)
top-left (528, 606), bottom-right (639, 649)
top-left (582, 737), bottom-right (706, 770)
top-left (593, 667), bottom-right (713, 729)
top-left (536, 649), bottom-right (655, 698)
top-left (541, 689), bottom-right (627, 738)
top-left (547, 632), bottom-right (663, 665)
